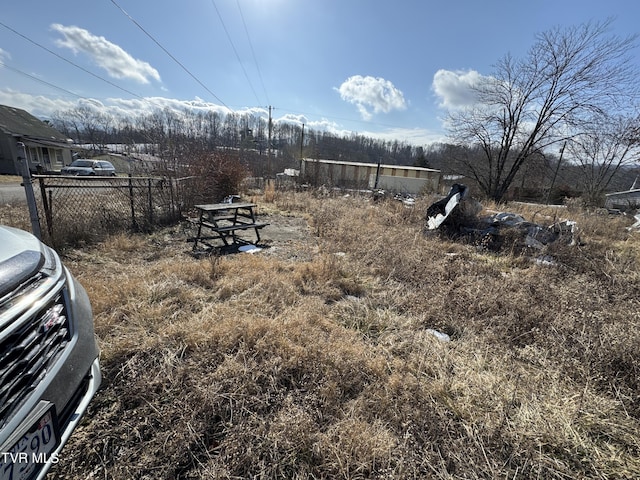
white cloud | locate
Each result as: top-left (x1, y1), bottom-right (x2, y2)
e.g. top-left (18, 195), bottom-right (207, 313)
top-left (0, 48), bottom-right (11, 62)
top-left (336, 75), bottom-right (406, 120)
top-left (0, 90), bottom-right (225, 120)
top-left (308, 118), bottom-right (352, 137)
top-left (297, 120), bottom-right (443, 146)
top-left (432, 69), bottom-right (487, 109)
top-left (366, 127), bottom-right (446, 146)
top-left (0, 89), bottom-right (442, 146)
top-left (51, 24), bottom-right (161, 85)
top-left (107, 96), bottom-right (234, 118)
top-left (276, 113), bottom-right (308, 126)
top-left (0, 89), bottom-right (77, 117)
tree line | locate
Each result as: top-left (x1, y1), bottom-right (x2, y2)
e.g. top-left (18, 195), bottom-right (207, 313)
top-left (48, 20), bottom-right (640, 206)
top-left (49, 99), bottom-right (639, 206)
top-left (49, 106), bottom-right (429, 176)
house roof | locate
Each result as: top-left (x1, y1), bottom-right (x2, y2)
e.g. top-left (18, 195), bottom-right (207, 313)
top-left (0, 104), bottom-right (69, 143)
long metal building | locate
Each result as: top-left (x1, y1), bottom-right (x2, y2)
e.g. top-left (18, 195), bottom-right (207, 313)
top-left (300, 158), bottom-right (441, 195)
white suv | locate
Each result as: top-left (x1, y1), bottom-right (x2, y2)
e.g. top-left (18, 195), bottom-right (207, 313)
top-left (0, 225), bottom-right (101, 479)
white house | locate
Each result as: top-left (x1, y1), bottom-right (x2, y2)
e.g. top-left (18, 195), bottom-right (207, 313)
top-left (0, 104), bottom-right (73, 175)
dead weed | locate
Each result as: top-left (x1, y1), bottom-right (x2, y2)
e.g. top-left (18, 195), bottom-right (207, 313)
top-left (41, 191), bottom-right (640, 479)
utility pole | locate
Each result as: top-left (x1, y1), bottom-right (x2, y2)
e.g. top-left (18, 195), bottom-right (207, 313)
top-left (546, 141), bottom-right (566, 205)
top-left (267, 105), bottom-right (272, 176)
top-left (300, 123), bottom-right (305, 160)
top-left (374, 156), bottom-right (382, 189)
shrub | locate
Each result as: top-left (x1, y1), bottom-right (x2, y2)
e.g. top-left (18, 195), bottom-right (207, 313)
top-left (183, 151), bottom-right (249, 206)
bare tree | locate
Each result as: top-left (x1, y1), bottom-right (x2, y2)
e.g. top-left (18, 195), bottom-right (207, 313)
top-left (569, 114), bottom-right (640, 206)
top-left (447, 19), bottom-right (639, 201)
top-left (65, 104), bottom-right (114, 152)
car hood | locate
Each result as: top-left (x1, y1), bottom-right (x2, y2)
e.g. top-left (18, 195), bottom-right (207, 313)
top-left (0, 225), bottom-right (46, 298)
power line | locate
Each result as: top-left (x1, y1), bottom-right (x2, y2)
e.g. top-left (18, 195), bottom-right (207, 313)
top-left (0, 62), bottom-right (84, 99)
top-left (109, 0), bottom-right (230, 109)
top-left (1, 57), bottom-right (177, 115)
top-left (1, 16), bottom-right (413, 136)
top-left (0, 20), bottom-right (146, 100)
top-left (210, 0), bottom-right (262, 105)
top-left (1, 18), bottom-right (425, 139)
top-left (236, 0), bottom-right (270, 105)
top-left (232, 103), bottom-right (433, 142)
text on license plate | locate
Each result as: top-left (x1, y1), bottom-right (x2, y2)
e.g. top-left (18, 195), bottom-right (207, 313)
top-left (1, 408), bottom-right (59, 480)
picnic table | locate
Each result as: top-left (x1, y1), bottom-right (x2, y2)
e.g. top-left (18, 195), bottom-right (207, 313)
top-left (190, 202), bottom-right (268, 251)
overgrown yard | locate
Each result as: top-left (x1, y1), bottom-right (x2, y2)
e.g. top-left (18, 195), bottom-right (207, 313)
top-left (4, 191), bottom-right (640, 479)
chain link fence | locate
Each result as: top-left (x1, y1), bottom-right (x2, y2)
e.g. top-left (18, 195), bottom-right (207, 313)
top-left (29, 175), bottom-right (192, 248)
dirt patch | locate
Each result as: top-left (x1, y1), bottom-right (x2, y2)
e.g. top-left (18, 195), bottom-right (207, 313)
top-left (259, 213), bottom-right (317, 260)
top-left (260, 213), bottom-right (312, 243)
top-left (186, 212), bottom-right (318, 261)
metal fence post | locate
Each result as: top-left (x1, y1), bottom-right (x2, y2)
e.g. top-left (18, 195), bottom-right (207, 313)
top-left (148, 178), bottom-right (153, 226)
top-left (128, 175), bottom-right (137, 230)
top-left (17, 142), bottom-right (42, 239)
top-left (39, 177), bottom-right (53, 239)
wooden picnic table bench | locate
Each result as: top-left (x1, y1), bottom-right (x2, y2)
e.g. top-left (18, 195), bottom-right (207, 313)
top-left (190, 202), bottom-right (268, 250)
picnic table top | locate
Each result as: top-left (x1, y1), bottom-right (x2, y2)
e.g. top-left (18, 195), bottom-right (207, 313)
top-left (194, 202), bottom-right (257, 211)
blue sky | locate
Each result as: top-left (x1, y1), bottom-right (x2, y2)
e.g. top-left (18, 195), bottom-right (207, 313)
top-left (1, 0), bottom-right (639, 146)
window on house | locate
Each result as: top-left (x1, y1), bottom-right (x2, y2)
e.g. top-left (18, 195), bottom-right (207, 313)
top-left (54, 149), bottom-right (64, 167)
top-left (29, 147), bottom-right (39, 163)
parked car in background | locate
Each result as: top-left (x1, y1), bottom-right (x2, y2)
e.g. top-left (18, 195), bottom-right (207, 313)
top-left (0, 225), bottom-right (101, 479)
top-left (61, 159), bottom-right (116, 176)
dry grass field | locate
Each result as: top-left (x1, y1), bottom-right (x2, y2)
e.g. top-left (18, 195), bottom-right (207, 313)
top-left (3, 189), bottom-right (640, 479)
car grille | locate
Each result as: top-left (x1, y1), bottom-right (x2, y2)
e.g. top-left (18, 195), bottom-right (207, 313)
top-left (0, 294), bottom-right (70, 427)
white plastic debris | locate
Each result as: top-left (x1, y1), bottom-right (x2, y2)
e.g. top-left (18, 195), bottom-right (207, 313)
top-left (427, 191), bottom-right (465, 229)
top-left (627, 214), bottom-right (640, 231)
top-left (238, 245), bottom-right (262, 254)
top-left (490, 212), bottom-right (526, 226)
top-left (426, 329), bottom-right (451, 342)
top-left (535, 256), bottom-right (557, 267)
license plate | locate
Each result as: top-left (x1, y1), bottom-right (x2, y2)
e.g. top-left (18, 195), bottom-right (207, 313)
top-left (1, 402), bottom-right (59, 480)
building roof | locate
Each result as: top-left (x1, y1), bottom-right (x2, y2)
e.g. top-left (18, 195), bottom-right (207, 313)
top-left (302, 157), bottom-right (440, 173)
top-left (605, 189), bottom-right (640, 198)
top-left (0, 104), bottom-right (69, 143)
